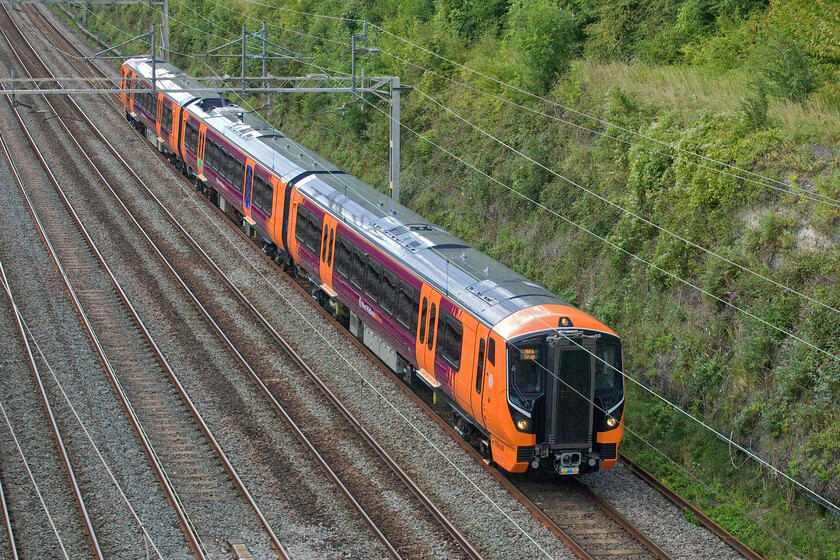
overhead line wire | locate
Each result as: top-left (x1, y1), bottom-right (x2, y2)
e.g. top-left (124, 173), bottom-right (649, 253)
top-left (409, 85), bottom-right (840, 316)
top-left (200, 2), bottom-right (837, 206)
top-left (0, 264), bottom-right (166, 559)
top-left (367, 22), bottom-right (835, 204)
top-left (0, 402), bottom-right (70, 560)
top-left (167, 0), bottom-right (836, 210)
top-left (369, 45), bottom-right (840, 210)
top-left (357, 90), bottom-right (840, 514)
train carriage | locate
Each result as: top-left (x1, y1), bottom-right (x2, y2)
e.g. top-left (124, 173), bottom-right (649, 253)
top-left (121, 57), bottom-right (625, 475)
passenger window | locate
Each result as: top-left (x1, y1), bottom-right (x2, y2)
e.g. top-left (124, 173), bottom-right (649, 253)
top-left (365, 260), bottom-right (380, 302)
top-left (444, 318), bottom-right (462, 369)
top-left (309, 215), bottom-right (322, 256)
top-left (381, 272), bottom-right (397, 315)
top-left (254, 176), bottom-right (273, 217)
top-left (427, 303), bottom-right (437, 351)
top-left (336, 237), bottom-right (351, 278)
top-left (351, 249), bottom-right (365, 288)
top-left (436, 310), bottom-right (447, 357)
top-left (476, 338), bottom-right (485, 392)
top-left (295, 206), bottom-right (308, 242)
top-left (161, 103), bottom-right (173, 132)
top-left (419, 297), bottom-right (428, 343)
top-left (185, 122), bottom-right (198, 153)
top-left (396, 283), bottom-right (414, 327)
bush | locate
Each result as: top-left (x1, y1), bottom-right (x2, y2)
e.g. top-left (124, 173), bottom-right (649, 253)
top-left (504, 0), bottom-right (579, 92)
top-left (751, 32), bottom-right (823, 102)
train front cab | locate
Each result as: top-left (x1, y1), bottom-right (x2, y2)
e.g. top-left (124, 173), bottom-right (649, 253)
top-left (487, 307), bottom-right (625, 475)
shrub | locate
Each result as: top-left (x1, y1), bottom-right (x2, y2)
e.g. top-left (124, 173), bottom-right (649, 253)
top-left (750, 32), bottom-right (823, 102)
top-left (504, 0), bottom-right (579, 92)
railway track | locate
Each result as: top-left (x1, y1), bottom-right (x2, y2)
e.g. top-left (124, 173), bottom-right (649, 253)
top-left (0, 259), bottom-right (105, 560)
top-left (8, 5), bottom-right (764, 560)
top-left (0, 10), bottom-right (290, 559)
top-left (1, 6), bottom-right (490, 559)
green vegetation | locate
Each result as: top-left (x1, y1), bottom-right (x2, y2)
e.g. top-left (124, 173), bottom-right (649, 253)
top-left (72, 1), bottom-right (840, 557)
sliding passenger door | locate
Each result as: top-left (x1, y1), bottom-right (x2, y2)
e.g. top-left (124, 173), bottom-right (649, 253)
top-left (196, 125), bottom-right (207, 180)
top-left (155, 93), bottom-right (163, 141)
top-left (319, 215), bottom-right (338, 296)
top-left (470, 323), bottom-right (490, 423)
top-left (243, 158), bottom-right (255, 224)
top-left (415, 284), bottom-right (442, 387)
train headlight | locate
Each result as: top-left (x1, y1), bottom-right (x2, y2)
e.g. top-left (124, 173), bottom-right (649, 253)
top-left (606, 416), bottom-right (618, 428)
top-left (513, 412), bottom-right (532, 433)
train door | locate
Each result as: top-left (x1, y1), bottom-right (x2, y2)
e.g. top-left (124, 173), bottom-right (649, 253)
top-left (470, 323), bottom-right (491, 424)
top-left (243, 158), bottom-right (255, 224)
top-left (196, 125), bottom-right (207, 180)
top-left (120, 66), bottom-right (128, 108)
top-left (155, 93), bottom-right (164, 141)
top-left (128, 72), bottom-right (137, 115)
top-left (415, 284), bottom-right (442, 387)
top-left (319, 215), bottom-right (338, 297)
top-left (482, 332), bottom-right (504, 425)
top-left (170, 106), bottom-right (182, 159)
top-left (270, 176), bottom-right (287, 255)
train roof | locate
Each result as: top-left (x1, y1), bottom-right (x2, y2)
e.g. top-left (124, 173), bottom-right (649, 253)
top-left (124, 57), bottom-right (579, 329)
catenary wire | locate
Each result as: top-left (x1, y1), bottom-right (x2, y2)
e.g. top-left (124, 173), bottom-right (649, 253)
top-left (355, 92), bottom-right (840, 515)
top-left (409, 85), bottom-right (840, 317)
top-left (139, 2), bottom-right (831, 401)
top-left (368, 43), bottom-right (840, 209)
top-left (366, 22), bottom-right (834, 202)
top-left (140, 7), bottom-right (840, 517)
top-left (505, 335), bottom-right (817, 559)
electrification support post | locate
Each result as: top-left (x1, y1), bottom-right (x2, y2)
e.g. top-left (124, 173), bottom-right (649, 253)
top-left (151, 23), bottom-right (156, 97)
top-left (82, 1), bottom-right (87, 26)
top-left (261, 21), bottom-right (268, 113)
top-left (160, 0), bottom-right (169, 62)
top-left (241, 23), bottom-right (247, 96)
top-left (351, 34), bottom-right (356, 95)
top-left (261, 21), bottom-right (267, 84)
top-left (389, 76), bottom-right (400, 206)
top-left (10, 67), bottom-right (15, 107)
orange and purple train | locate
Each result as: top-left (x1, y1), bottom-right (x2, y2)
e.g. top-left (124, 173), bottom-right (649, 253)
top-left (121, 57), bottom-right (625, 475)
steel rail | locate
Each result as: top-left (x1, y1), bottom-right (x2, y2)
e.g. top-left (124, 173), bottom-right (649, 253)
top-left (572, 478), bottom-right (671, 559)
top-left (0, 74), bottom-right (210, 560)
top-left (619, 454), bottom-right (765, 560)
top-left (0, 140), bottom-right (105, 560)
top-left (33, 7), bottom-right (763, 560)
top-left (28, 9), bottom-right (485, 559)
top-left (0, 12), bottom-right (294, 560)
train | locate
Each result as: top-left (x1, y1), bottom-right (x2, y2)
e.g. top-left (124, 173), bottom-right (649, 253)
top-left (120, 57), bottom-right (625, 475)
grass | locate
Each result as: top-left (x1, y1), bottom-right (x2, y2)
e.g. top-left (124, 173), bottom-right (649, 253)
top-left (579, 60), bottom-right (840, 144)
